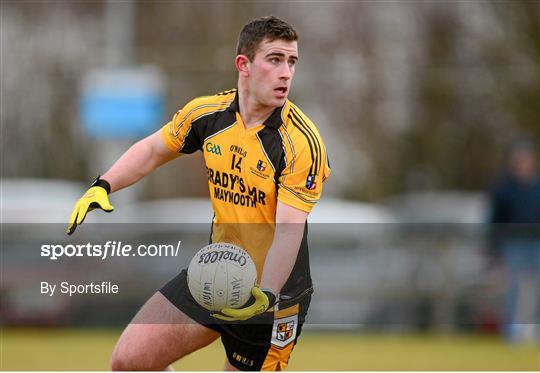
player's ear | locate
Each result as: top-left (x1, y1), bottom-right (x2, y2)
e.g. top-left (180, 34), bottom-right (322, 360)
top-left (235, 55), bottom-right (250, 77)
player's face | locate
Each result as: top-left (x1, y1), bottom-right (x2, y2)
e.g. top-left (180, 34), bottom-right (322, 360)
top-left (248, 38), bottom-right (298, 108)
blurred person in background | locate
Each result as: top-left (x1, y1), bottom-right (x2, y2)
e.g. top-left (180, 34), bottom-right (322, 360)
top-left (488, 138), bottom-right (540, 343)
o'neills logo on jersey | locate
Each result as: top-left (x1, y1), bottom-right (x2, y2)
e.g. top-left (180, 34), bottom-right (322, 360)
top-left (206, 167), bottom-right (266, 207)
top-left (198, 250), bottom-right (247, 266)
top-left (230, 144), bottom-right (247, 157)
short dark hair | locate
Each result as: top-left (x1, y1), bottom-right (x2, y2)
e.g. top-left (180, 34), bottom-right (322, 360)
top-left (236, 16), bottom-right (298, 61)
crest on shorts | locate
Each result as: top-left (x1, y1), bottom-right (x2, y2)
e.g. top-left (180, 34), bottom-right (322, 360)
top-left (271, 314), bottom-right (298, 348)
top-left (277, 321), bottom-right (294, 341)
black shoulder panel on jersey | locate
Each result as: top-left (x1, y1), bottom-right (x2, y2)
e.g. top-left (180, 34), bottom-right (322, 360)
top-left (181, 109), bottom-right (237, 154)
top-left (257, 126), bottom-right (286, 184)
top-left (178, 127), bottom-right (202, 154)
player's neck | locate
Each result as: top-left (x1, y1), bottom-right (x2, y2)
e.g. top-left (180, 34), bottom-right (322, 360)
top-left (237, 86), bottom-right (275, 129)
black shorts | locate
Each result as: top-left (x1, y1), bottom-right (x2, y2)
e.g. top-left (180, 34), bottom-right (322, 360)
top-left (159, 270), bottom-right (311, 371)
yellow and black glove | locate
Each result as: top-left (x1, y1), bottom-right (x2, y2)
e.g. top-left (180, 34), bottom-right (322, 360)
top-left (212, 287), bottom-right (276, 321)
top-left (66, 177), bottom-right (114, 235)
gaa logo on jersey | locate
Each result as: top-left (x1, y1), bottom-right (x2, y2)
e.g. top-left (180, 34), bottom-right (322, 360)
top-left (205, 142), bottom-right (222, 156)
top-left (305, 174), bottom-right (317, 190)
top-left (257, 160), bottom-right (267, 172)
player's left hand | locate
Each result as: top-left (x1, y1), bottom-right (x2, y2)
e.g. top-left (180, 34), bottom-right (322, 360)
top-left (212, 287), bottom-right (276, 321)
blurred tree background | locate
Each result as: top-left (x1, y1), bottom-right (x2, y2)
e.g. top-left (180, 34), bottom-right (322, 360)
top-left (2, 0), bottom-right (538, 201)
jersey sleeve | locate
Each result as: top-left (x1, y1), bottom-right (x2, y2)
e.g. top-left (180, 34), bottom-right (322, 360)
top-left (161, 99), bottom-right (203, 154)
top-left (277, 134), bottom-right (331, 213)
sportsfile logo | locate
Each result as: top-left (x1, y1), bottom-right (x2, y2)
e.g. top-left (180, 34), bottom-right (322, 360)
top-left (41, 241), bottom-right (182, 260)
top-left (205, 142), bottom-right (222, 155)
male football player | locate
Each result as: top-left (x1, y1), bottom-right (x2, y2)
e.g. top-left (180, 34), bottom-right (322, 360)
top-left (67, 16), bottom-right (330, 371)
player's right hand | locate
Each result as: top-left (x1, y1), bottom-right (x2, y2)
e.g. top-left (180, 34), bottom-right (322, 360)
top-left (212, 287), bottom-right (276, 321)
top-left (66, 181), bottom-right (114, 235)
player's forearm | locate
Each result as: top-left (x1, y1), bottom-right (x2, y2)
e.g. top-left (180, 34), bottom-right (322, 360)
top-left (101, 131), bottom-right (178, 193)
top-left (259, 223), bottom-right (305, 295)
top-left (259, 202), bottom-right (308, 295)
top-left (100, 141), bottom-right (152, 193)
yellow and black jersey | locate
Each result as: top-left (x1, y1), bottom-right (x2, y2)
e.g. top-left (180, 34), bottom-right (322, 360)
top-left (161, 89), bottom-right (330, 299)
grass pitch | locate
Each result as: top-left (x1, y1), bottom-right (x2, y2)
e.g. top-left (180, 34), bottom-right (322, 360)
top-left (1, 328), bottom-right (538, 370)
